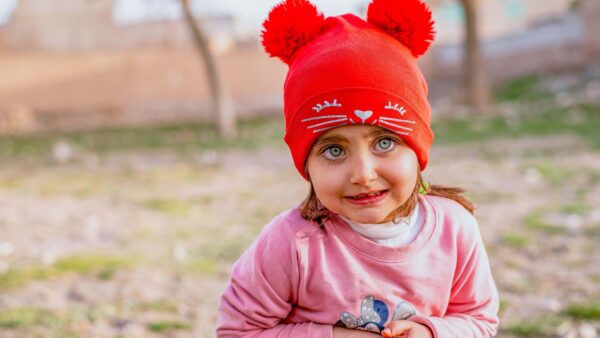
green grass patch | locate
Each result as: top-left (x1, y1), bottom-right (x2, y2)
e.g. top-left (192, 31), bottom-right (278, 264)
top-left (433, 103), bottom-right (600, 148)
top-left (565, 302), bottom-right (600, 320)
top-left (0, 254), bottom-right (135, 291)
top-left (147, 320), bottom-right (192, 332)
top-left (0, 265), bottom-right (57, 291)
top-left (502, 232), bottom-right (530, 247)
top-left (0, 178), bottom-right (21, 189)
top-left (54, 254), bottom-right (134, 277)
top-left (560, 203), bottom-right (592, 215)
top-left (524, 212), bottom-right (565, 234)
top-left (140, 198), bottom-right (192, 215)
top-left (502, 316), bottom-right (563, 337)
top-left (0, 308), bottom-right (58, 329)
top-left (184, 258), bottom-right (218, 275)
top-left (531, 163), bottom-right (573, 186)
top-left (495, 75), bottom-right (553, 102)
top-left (468, 191), bottom-right (516, 203)
top-left (1, 101), bottom-right (598, 162)
top-left (134, 300), bottom-right (178, 313)
top-left (0, 116), bottom-right (284, 159)
top-left (499, 299), bottom-right (508, 315)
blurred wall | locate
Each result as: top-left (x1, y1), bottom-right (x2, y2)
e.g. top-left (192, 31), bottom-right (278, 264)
top-left (582, 0), bottom-right (600, 64)
top-left (0, 0), bottom-right (595, 135)
top-left (0, 0), bottom-right (235, 52)
top-left (435, 0), bottom-right (573, 45)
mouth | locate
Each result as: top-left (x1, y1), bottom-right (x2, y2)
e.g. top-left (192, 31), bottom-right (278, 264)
top-left (344, 190), bottom-right (389, 205)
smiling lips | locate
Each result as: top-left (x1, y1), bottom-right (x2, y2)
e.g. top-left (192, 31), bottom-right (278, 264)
top-left (345, 190), bottom-right (389, 205)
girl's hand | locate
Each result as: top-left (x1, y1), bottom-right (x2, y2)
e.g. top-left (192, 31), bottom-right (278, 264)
top-left (332, 326), bottom-right (382, 337)
top-left (381, 320), bottom-right (433, 338)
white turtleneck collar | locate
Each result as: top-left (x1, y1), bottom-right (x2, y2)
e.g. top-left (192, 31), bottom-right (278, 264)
top-left (338, 201), bottom-right (424, 247)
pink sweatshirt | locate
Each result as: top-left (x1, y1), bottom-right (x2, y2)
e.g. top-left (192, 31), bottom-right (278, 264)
top-left (217, 195), bottom-right (499, 337)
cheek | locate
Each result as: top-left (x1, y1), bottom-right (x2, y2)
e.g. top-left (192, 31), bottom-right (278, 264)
top-left (311, 168), bottom-right (343, 197)
top-left (308, 161), bottom-right (345, 198)
top-left (386, 151), bottom-right (418, 189)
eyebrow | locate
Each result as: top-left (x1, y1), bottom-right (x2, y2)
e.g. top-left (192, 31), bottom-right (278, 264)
top-left (313, 128), bottom-right (395, 147)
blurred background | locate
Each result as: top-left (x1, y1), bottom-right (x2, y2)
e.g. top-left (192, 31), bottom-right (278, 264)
top-left (0, 0), bottom-right (598, 337)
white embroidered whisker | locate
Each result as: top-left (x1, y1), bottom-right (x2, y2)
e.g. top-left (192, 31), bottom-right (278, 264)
top-left (302, 115), bottom-right (347, 122)
top-left (389, 130), bottom-right (410, 136)
top-left (379, 120), bottom-right (413, 131)
top-left (307, 118), bottom-right (348, 129)
top-left (313, 122), bottom-right (349, 133)
top-left (379, 117), bottom-right (416, 124)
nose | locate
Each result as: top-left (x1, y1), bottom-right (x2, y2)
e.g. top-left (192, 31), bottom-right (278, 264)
top-left (349, 152), bottom-right (378, 185)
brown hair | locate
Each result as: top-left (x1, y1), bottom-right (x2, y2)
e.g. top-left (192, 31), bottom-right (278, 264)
top-left (300, 171), bottom-right (475, 225)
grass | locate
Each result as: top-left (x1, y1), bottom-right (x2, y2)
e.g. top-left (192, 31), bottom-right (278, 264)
top-left (523, 212), bottom-right (565, 234)
top-left (54, 254), bottom-right (135, 278)
top-left (0, 308), bottom-right (58, 329)
top-left (502, 232), bottom-right (530, 247)
top-left (502, 316), bottom-right (564, 338)
top-left (1, 102), bottom-right (599, 162)
top-left (0, 254), bottom-right (135, 291)
top-left (560, 203), bottom-right (592, 215)
top-left (184, 258), bottom-right (219, 275)
top-left (134, 300), bottom-right (179, 313)
top-left (0, 116), bottom-right (285, 159)
top-left (433, 103), bottom-right (600, 148)
top-left (0, 265), bottom-right (57, 291)
top-left (140, 198), bottom-right (193, 215)
top-left (147, 320), bottom-right (192, 332)
top-left (495, 75), bottom-right (552, 102)
top-left (565, 302), bottom-right (600, 320)
top-left (531, 162), bottom-right (574, 186)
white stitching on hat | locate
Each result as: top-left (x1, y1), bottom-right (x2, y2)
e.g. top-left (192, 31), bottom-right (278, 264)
top-left (312, 122), bottom-right (349, 133)
top-left (385, 102), bottom-right (407, 115)
top-left (385, 101), bottom-right (406, 116)
top-left (312, 99), bottom-right (342, 112)
top-left (379, 116), bottom-right (416, 124)
top-left (307, 117), bottom-right (348, 129)
top-left (379, 119), bottom-right (413, 131)
top-left (301, 115), bottom-right (347, 122)
top-left (353, 110), bottom-right (373, 124)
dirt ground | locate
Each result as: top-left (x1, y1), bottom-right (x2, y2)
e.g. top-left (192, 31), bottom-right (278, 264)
top-left (0, 127), bottom-right (599, 337)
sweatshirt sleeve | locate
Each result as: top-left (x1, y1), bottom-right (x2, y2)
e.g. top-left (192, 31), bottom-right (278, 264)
top-left (411, 212), bottom-right (500, 338)
top-left (216, 214), bottom-right (333, 338)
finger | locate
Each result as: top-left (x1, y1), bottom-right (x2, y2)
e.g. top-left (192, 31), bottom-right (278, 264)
top-left (382, 329), bottom-right (409, 338)
top-left (384, 320), bottom-right (412, 336)
top-left (381, 328), bottom-right (396, 338)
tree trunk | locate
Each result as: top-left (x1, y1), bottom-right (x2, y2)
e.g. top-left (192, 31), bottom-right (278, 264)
top-left (181, 0), bottom-right (236, 138)
top-left (461, 0), bottom-right (492, 110)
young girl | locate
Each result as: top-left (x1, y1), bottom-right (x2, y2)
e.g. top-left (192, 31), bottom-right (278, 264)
top-left (216, 0), bottom-right (499, 337)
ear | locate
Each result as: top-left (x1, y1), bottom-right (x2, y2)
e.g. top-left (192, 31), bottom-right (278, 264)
top-left (261, 0), bottom-right (326, 65)
top-left (367, 0), bottom-right (435, 58)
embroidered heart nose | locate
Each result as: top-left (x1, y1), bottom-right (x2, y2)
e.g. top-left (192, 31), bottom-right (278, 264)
top-left (354, 110), bottom-right (373, 123)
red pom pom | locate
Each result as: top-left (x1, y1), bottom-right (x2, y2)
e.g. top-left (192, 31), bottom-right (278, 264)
top-left (261, 0), bottom-right (326, 65)
top-left (367, 0), bottom-right (435, 58)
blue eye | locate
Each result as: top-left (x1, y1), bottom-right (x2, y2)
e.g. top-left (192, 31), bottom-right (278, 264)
top-left (375, 137), bottom-right (395, 152)
top-left (322, 146), bottom-right (344, 161)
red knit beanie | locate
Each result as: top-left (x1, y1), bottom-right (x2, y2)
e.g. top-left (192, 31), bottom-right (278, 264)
top-left (262, 0), bottom-right (436, 180)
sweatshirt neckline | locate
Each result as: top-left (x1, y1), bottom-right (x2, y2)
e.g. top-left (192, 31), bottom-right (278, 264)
top-left (338, 203), bottom-right (418, 242)
top-left (325, 195), bottom-right (437, 262)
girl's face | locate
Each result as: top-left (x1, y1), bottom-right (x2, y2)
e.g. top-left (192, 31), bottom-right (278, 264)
top-left (306, 125), bottom-right (418, 224)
